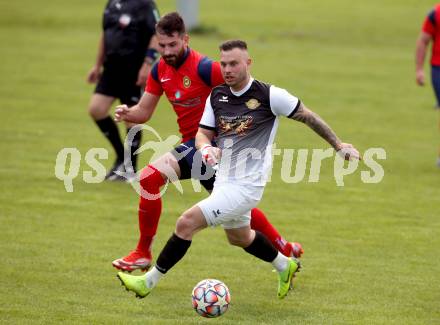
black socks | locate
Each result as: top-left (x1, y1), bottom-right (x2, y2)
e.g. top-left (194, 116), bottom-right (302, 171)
top-left (95, 116), bottom-right (124, 161)
top-left (155, 231), bottom-right (277, 274)
top-left (156, 233), bottom-right (192, 274)
top-left (244, 231), bottom-right (278, 262)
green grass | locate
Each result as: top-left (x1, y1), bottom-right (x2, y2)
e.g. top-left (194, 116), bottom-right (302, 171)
top-left (1, 0), bottom-right (440, 323)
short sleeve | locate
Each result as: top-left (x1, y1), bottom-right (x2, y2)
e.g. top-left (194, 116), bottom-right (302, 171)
top-left (269, 85), bottom-right (301, 117)
top-left (211, 62), bottom-right (224, 87)
top-left (199, 95), bottom-right (216, 130)
top-left (145, 62), bottom-right (163, 96)
top-left (197, 58), bottom-right (224, 87)
top-left (423, 9), bottom-right (436, 35)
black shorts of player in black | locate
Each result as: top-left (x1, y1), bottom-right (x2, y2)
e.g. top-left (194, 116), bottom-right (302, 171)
top-left (95, 60), bottom-right (143, 107)
top-left (89, 0), bottom-right (159, 180)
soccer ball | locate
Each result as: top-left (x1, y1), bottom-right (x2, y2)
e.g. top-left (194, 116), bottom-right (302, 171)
top-left (191, 279), bottom-right (231, 318)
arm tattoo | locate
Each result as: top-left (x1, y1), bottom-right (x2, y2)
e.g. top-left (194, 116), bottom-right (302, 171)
top-left (291, 104), bottom-right (341, 149)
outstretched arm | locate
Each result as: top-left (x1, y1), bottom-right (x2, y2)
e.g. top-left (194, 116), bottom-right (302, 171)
top-left (291, 103), bottom-right (342, 149)
top-left (114, 91), bottom-right (160, 124)
top-left (291, 103), bottom-right (360, 160)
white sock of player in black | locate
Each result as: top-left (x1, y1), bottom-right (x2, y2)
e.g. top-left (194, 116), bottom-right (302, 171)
top-left (145, 233), bottom-right (192, 289)
top-left (145, 266), bottom-right (164, 289)
top-left (271, 252), bottom-right (289, 272)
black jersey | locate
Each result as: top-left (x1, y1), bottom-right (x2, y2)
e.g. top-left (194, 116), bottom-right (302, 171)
top-left (102, 0), bottom-right (159, 63)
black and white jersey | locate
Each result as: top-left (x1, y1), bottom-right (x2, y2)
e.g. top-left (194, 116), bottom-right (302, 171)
top-left (200, 78), bottom-right (300, 185)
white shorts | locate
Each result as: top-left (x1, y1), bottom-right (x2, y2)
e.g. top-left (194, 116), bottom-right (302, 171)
top-left (197, 182), bottom-right (265, 229)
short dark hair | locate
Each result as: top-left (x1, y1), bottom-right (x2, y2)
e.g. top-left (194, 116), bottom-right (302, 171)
top-left (156, 12), bottom-right (186, 36)
top-left (219, 40), bottom-right (248, 51)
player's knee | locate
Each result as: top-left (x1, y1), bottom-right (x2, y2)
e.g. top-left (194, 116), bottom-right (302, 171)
top-left (175, 213), bottom-right (196, 240)
top-left (139, 165), bottom-right (166, 192)
top-left (88, 103), bottom-right (108, 120)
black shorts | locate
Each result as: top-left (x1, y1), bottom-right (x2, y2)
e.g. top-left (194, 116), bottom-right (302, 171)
top-left (95, 61), bottom-right (142, 106)
top-left (172, 138), bottom-right (216, 191)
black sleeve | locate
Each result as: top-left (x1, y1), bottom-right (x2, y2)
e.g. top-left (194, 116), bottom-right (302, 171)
top-left (144, 0), bottom-right (160, 34)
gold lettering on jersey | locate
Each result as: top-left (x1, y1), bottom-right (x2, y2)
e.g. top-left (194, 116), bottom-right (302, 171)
top-left (219, 116), bottom-right (253, 136)
top-left (246, 98), bottom-right (260, 110)
top-left (183, 76), bottom-right (191, 88)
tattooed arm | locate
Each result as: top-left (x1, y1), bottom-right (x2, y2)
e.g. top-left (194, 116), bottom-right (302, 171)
top-left (290, 103), bottom-right (341, 150)
top-left (290, 102), bottom-right (360, 160)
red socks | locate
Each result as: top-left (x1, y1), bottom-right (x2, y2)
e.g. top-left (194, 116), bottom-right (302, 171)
top-left (136, 165), bottom-right (166, 254)
top-left (250, 208), bottom-right (290, 256)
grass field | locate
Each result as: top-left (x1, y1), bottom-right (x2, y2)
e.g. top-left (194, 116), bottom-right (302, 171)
top-left (1, 0), bottom-right (440, 324)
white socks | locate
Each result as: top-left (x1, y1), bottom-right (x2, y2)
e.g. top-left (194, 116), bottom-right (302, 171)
top-left (145, 266), bottom-right (165, 288)
top-left (271, 252), bottom-right (289, 272)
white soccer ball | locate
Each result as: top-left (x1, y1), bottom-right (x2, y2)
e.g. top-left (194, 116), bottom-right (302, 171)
top-left (191, 279), bottom-right (231, 318)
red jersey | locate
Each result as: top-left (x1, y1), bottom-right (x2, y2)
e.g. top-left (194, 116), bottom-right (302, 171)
top-left (422, 4), bottom-right (440, 66)
top-left (145, 48), bottom-right (224, 142)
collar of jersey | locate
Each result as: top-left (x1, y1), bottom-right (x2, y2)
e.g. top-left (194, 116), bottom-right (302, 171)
top-left (173, 47), bottom-right (191, 70)
top-left (230, 77), bottom-right (254, 97)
